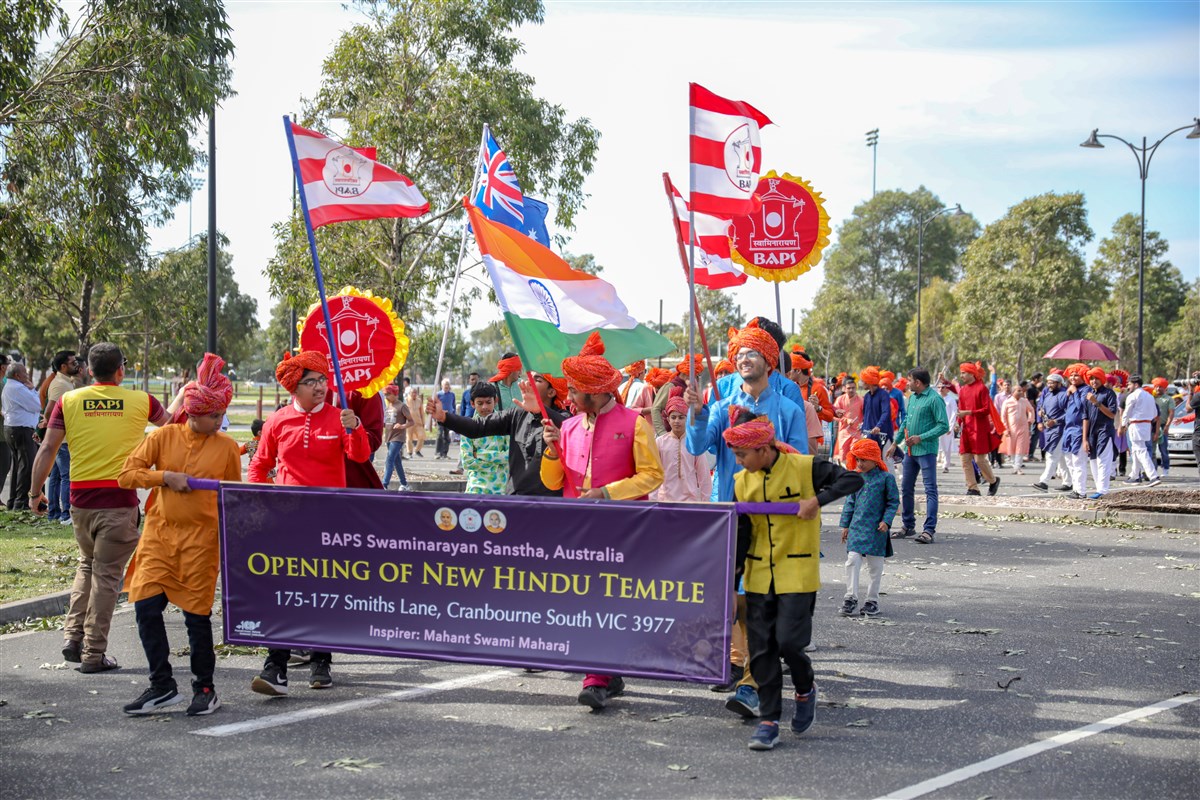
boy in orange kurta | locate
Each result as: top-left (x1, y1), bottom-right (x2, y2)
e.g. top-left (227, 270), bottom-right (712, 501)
top-left (118, 354), bottom-right (242, 717)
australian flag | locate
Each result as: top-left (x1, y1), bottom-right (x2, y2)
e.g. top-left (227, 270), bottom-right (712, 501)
top-left (473, 127), bottom-right (550, 245)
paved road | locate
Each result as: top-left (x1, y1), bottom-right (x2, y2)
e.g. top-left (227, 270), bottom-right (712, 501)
top-left (2, 512), bottom-right (1196, 799)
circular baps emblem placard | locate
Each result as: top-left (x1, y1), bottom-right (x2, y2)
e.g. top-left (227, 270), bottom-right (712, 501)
top-left (298, 288), bottom-right (410, 397)
top-left (322, 145), bottom-right (374, 198)
top-left (528, 279), bottom-right (561, 328)
top-left (458, 508), bottom-right (482, 533)
top-left (729, 171), bottom-right (831, 283)
top-left (722, 123), bottom-right (759, 192)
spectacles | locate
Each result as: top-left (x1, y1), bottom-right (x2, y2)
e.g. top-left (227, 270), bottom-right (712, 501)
top-left (298, 375), bottom-right (329, 387)
top-left (734, 350), bottom-right (763, 362)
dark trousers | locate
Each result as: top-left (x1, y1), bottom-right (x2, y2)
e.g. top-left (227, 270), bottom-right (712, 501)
top-left (135, 593), bottom-right (215, 693)
top-left (0, 438), bottom-right (10, 509)
top-left (4, 426), bottom-right (36, 510)
top-left (266, 648), bottom-right (331, 672)
top-left (746, 589), bottom-right (816, 722)
top-left (435, 423), bottom-right (451, 457)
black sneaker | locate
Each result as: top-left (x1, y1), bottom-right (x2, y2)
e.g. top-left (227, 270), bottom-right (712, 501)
top-left (839, 596), bottom-right (858, 616)
top-left (309, 661), bottom-right (333, 689)
top-left (123, 685), bottom-right (182, 715)
top-left (250, 663), bottom-right (289, 696)
top-left (61, 640), bottom-right (81, 663)
top-left (1031, 482), bottom-right (1049, 492)
top-left (988, 477), bottom-right (1001, 496)
top-left (966, 489), bottom-right (981, 496)
top-left (186, 687), bottom-right (221, 716)
top-left (578, 678), bottom-right (622, 709)
top-left (860, 601), bottom-right (880, 617)
top-left (1067, 491), bottom-right (1084, 500)
top-left (710, 664), bottom-right (743, 693)
top-left (287, 650), bottom-right (312, 667)
top-left (1055, 484), bottom-right (1073, 492)
top-left (791, 686), bottom-right (817, 734)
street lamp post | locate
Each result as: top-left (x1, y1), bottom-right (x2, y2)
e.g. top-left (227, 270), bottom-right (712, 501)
top-left (865, 129), bottom-right (879, 197)
top-left (915, 204), bottom-right (964, 367)
top-left (1080, 118), bottom-right (1200, 375)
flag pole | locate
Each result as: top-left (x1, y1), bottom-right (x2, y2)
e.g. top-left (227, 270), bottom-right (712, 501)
top-left (661, 172), bottom-right (720, 400)
top-left (431, 123), bottom-right (489, 394)
top-left (686, 100), bottom-right (698, 396)
top-left (282, 115), bottom-right (350, 415)
top-left (774, 283), bottom-right (783, 328)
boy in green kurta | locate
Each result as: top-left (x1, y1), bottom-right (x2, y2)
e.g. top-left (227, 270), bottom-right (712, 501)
top-left (460, 382), bottom-right (509, 495)
top-left (838, 439), bottom-right (899, 619)
top-left (726, 406), bottom-right (863, 752)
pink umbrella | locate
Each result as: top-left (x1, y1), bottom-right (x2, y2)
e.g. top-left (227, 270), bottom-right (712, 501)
top-left (1042, 339), bottom-right (1119, 361)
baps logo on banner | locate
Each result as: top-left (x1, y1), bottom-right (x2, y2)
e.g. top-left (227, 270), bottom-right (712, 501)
top-left (235, 620), bottom-right (263, 637)
top-left (322, 146), bottom-right (374, 197)
top-left (723, 123), bottom-right (756, 191)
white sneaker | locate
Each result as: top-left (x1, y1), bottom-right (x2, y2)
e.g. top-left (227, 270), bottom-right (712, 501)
top-left (398, 484), bottom-right (412, 492)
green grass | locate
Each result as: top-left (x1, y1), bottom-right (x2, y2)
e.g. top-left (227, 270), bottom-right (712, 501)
top-left (0, 512), bottom-right (79, 605)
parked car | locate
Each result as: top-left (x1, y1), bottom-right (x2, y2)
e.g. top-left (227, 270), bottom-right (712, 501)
top-left (1165, 399), bottom-right (1195, 465)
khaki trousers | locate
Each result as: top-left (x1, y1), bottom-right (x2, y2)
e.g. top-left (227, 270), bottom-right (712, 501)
top-left (961, 452), bottom-right (996, 491)
top-left (731, 593), bottom-right (758, 689)
top-left (64, 506), bottom-right (140, 664)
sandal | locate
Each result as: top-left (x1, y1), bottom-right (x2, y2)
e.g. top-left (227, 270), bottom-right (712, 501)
top-left (914, 532), bottom-right (934, 544)
top-left (79, 654), bottom-right (120, 673)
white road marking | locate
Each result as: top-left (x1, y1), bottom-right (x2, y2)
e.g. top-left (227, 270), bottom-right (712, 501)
top-left (192, 669), bottom-right (515, 738)
top-left (874, 693), bottom-right (1198, 800)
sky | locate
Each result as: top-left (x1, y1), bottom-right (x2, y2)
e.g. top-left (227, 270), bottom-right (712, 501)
top-left (149, 0), bottom-right (1200, 341)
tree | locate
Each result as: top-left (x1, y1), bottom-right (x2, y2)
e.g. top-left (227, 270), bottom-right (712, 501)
top-left (564, 252), bottom-right (603, 275)
top-left (669, 288), bottom-right (740, 362)
top-left (465, 320), bottom-right (515, 376)
top-left (264, 0), bottom-right (600, 351)
top-left (1159, 279), bottom-right (1200, 378)
top-left (806, 187), bottom-right (978, 367)
top-left (799, 283), bottom-right (865, 379)
top-left (0, 0), bottom-right (235, 353)
top-left (1083, 213), bottom-right (1186, 375)
top-left (949, 192), bottom-right (1094, 379)
top-left (905, 277), bottom-right (959, 379)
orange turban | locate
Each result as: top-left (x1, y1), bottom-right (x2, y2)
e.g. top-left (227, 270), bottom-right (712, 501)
top-left (722, 406), bottom-right (776, 449)
top-left (179, 352), bottom-right (232, 421)
top-left (489, 355), bottom-right (523, 383)
top-left (1050, 368), bottom-right (1065, 377)
top-left (541, 372), bottom-right (569, 409)
top-left (881, 370), bottom-right (895, 382)
top-left (730, 320), bottom-right (779, 370)
top-left (276, 350), bottom-right (329, 394)
top-left (846, 439), bottom-right (888, 472)
top-left (726, 326), bottom-right (740, 360)
top-left (959, 362), bottom-right (985, 381)
top-left (676, 354), bottom-right (704, 375)
top-left (714, 358), bottom-right (735, 377)
top-left (1065, 363), bottom-right (1089, 380)
top-left (645, 367), bottom-right (674, 389)
top-left (664, 397), bottom-right (688, 417)
top-left (790, 347), bottom-right (813, 371)
top-left (836, 372), bottom-right (847, 384)
top-left (561, 332), bottom-right (622, 394)
top-left (1086, 367), bottom-right (1107, 382)
top-left (880, 375), bottom-right (894, 390)
top-left (623, 360), bottom-right (647, 379)
top-left (861, 366), bottom-right (881, 386)
top-left (1151, 377), bottom-right (1169, 390)
top-left (895, 377), bottom-right (908, 392)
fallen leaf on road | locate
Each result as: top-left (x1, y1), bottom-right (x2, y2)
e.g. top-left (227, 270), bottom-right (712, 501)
top-left (667, 764), bottom-right (689, 771)
top-left (650, 711), bottom-right (688, 722)
top-left (322, 757), bottom-right (383, 772)
top-left (846, 718), bottom-right (872, 727)
top-left (1003, 649), bottom-right (1026, 656)
top-left (950, 628), bottom-right (1001, 635)
top-left (646, 740), bottom-right (666, 747)
top-left (109, 767), bottom-right (122, 773)
top-left (291, 760), bottom-right (307, 767)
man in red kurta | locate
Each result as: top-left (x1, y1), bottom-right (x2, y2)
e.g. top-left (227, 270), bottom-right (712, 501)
top-left (957, 362), bottom-right (1001, 496)
top-left (248, 351), bottom-right (370, 695)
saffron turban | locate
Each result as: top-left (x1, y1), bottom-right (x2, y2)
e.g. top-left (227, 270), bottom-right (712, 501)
top-left (384, 384), bottom-right (400, 397)
top-left (1087, 367), bottom-right (1107, 382)
top-left (880, 370), bottom-right (895, 382)
top-left (730, 320), bottom-right (779, 370)
top-left (1050, 368), bottom-right (1064, 376)
top-left (790, 347), bottom-right (813, 371)
top-left (623, 360), bottom-right (647, 379)
top-left (489, 355), bottom-right (523, 383)
top-left (846, 438), bottom-right (888, 472)
top-left (714, 358), bottom-right (735, 377)
top-left (1065, 363), bottom-right (1089, 380)
top-left (179, 352), bottom-right (232, 420)
top-left (860, 366), bottom-right (881, 386)
top-left (561, 332), bottom-right (622, 394)
top-left (721, 406), bottom-right (776, 449)
top-left (276, 350), bottom-right (329, 394)
top-left (959, 362), bottom-right (985, 381)
top-left (836, 372), bottom-right (847, 384)
top-left (541, 372), bottom-right (569, 409)
top-left (645, 367), bottom-right (674, 389)
top-left (664, 397), bottom-right (689, 417)
top-left (1151, 377), bottom-right (1169, 390)
top-left (1109, 369), bottom-right (1129, 388)
top-left (895, 377), bottom-right (908, 392)
top-left (676, 354), bottom-right (704, 375)
top-left (880, 375), bottom-right (894, 390)
top-left (726, 326), bottom-right (740, 360)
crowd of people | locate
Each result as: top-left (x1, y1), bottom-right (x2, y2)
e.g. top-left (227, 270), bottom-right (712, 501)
top-left (2, 326), bottom-right (1196, 750)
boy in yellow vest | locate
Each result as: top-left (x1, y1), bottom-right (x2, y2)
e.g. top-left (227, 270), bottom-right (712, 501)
top-left (29, 343), bottom-right (171, 672)
top-left (725, 406), bottom-right (862, 751)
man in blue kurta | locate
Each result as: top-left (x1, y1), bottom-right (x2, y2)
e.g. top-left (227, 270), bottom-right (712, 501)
top-left (1032, 373), bottom-right (1068, 492)
top-left (860, 367), bottom-right (893, 450)
top-left (1082, 367), bottom-right (1119, 499)
top-left (1061, 364), bottom-right (1092, 499)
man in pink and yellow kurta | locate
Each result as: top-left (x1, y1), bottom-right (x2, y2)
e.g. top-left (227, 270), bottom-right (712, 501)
top-left (540, 332), bottom-right (663, 710)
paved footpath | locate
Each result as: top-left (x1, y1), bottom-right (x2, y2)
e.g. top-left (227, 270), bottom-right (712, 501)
top-left (1, 510), bottom-right (1196, 799)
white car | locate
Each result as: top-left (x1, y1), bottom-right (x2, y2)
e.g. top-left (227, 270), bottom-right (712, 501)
top-left (1165, 400), bottom-right (1195, 464)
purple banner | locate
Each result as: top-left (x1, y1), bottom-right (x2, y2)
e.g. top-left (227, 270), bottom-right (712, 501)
top-left (219, 485), bottom-right (735, 683)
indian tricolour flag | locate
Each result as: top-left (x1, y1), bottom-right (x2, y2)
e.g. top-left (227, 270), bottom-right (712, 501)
top-left (467, 202), bottom-right (676, 375)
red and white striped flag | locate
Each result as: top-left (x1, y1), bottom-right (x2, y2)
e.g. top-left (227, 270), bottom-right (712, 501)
top-left (688, 83), bottom-right (772, 219)
top-left (668, 177), bottom-right (747, 289)
top-left (288, 122), bottom-right (429, 228)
